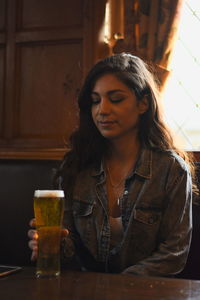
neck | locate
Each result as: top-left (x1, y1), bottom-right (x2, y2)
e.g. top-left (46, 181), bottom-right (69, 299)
top-left (105, 135), bottom-right (141, 215)
top-left (106, 135), bottom-right (141, 163)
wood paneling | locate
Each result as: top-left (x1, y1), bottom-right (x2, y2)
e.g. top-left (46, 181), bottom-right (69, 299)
top-left (0, 0), bottom-right (5, 31)
top-left (19, 0), bottom-right (83, 29)
top-left (0, 47), bottom-right (4, 136)
top-left (0, 0), bottom-right (96, 159)
top-left (14, 41), bottom-right (81, 146)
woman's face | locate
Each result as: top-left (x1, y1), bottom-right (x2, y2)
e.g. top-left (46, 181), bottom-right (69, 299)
top-left (91, 73), bottom-right (148, 141)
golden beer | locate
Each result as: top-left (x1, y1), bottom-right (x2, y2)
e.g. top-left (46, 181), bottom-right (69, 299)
top-left (34, 190), bottom-right (64, 278)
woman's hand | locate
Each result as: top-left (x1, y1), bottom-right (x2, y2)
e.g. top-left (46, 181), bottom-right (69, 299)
top-left (28, 218), bottom-right (38, 261)
top-left (28, 218), bottom-right (69, 261)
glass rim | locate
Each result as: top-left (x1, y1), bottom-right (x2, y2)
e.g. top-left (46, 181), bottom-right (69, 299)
top-left (34, 190), bottom-right (64, 198)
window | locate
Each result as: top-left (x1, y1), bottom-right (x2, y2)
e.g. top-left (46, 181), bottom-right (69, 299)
top-left (162, 0), bottom-right (200, 151)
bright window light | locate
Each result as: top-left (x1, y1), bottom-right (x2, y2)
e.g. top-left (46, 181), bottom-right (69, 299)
top-left (162, 0), bottom-right (200, 151)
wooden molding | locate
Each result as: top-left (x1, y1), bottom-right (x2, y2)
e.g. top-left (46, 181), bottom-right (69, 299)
top-left (0, 148), bottom-right (66, 160)
top-left (0, 148), bottom-right (199, 162)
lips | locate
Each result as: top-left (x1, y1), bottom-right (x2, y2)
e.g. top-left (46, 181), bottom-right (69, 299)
top-left (98, 120), bottom-right (115, 124)
top-left (97, 120), bottom-right (116, 129)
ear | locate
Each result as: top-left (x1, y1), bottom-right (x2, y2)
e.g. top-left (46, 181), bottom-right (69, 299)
top-left (138, 96), bottom-right (149, 114)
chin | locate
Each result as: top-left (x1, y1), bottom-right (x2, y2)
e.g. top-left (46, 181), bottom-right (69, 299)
top-left (101, 133), bottom-right (119, 140)
top-left (98, 128), bottom-right (123, 140)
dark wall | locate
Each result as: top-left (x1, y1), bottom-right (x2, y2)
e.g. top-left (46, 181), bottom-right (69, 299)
top-left (0, 159), bottom-right (60, 266)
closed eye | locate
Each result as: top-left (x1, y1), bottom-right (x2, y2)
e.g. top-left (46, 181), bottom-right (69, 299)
top-left (91, 97), bottom-right (100, 105)
top-left (91, 90), bottom-right (127, 104)
top-left (109, 97), bottom-right (125, 103)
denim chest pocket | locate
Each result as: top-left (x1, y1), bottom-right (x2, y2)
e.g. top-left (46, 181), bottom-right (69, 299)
top-left (73, 200), bottom-right (93, 217)
top-left (133, 208), bottom-right (161, 225)
top-left (72, 199), bottom-right (95, 247)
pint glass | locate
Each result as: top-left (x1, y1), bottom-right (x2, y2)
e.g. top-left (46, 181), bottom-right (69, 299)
top-left (34, 190), bottom-right (65, 278)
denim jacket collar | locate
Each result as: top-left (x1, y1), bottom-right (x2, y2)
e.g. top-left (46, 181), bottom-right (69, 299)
top-left (135, 148), bottom-right (152, 179)
top-left (90, 148), bottom-right (152, 179)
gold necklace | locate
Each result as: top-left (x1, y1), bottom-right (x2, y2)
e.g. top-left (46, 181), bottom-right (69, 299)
top-left (106, 162), bottom-right (133, 189)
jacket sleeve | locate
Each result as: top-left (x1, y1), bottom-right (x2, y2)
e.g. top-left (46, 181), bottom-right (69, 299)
top-left (123, 163), bottom-right (193, 277)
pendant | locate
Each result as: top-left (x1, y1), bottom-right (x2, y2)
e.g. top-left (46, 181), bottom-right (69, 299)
top-left (117, 197), bottom-right (120, 206)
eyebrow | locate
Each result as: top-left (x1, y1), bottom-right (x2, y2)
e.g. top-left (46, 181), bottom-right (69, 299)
top-left (91, 89), bottom-right (127, 96)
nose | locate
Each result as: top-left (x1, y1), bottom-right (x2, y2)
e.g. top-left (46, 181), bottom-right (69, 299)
top-left (98, 97), bottom-right (111, 115)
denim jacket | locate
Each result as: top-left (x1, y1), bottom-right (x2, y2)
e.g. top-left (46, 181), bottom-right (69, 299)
top-left (61, 148), bottom-right (192, 277)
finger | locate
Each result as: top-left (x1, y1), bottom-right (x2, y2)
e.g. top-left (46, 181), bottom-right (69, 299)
top-left (29, 218), bottom-right (36, 228)
top-left (28, 229), bottom-right (38, 240)
top-left (28, 240), bottom-right (38, 251)
top-left (31, 252), bottom-right (37, 261)
top-left (31, 248), bottom-right (38, 261)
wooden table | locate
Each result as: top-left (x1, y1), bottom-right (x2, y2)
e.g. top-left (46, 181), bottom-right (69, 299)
top-left (1, 267), bottom-right (200, 299)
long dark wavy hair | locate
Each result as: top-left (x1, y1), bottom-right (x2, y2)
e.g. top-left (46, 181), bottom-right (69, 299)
top-left (55, 53), bottom-right (195, 194)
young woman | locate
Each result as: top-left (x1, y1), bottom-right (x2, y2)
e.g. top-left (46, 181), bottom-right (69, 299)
top-left (29, 53), bottom-right (193, 277)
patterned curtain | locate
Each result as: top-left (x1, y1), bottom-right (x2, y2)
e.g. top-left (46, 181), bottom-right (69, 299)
top-left (135, 0), bottom-right (184, 89)
top-left (114, 0), bottom-right (184, 91)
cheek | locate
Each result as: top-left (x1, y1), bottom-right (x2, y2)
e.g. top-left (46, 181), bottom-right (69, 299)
top-left (121, 107), bottom-right (141, 125)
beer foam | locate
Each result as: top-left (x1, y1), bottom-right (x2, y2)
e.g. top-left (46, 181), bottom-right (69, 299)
top-left (34, 190), bottom-right (64, 198)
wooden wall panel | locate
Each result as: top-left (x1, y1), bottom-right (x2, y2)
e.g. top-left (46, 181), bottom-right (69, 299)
top-left (13, 41), bottom-right (82, 147)
top-left (0, 0), bottom-right (5, 138)
top-left (0, 47), bottom-right (5, 136)
top-left (0, 0), bottom-right (5, 31)
top-left (0, 0), bottom-right (97, 159)
top-left (19, 0), bottom-right (83, 29)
